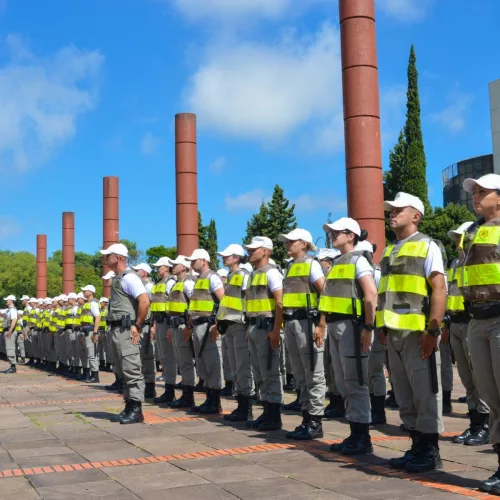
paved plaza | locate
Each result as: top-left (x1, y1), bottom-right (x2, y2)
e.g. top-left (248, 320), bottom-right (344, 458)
top-left (0, 361), bottom-right (496, 500)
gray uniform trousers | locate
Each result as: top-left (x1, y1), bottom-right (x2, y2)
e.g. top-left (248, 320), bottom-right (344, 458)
top-left (324, 335), bottom-right (340, 396)
top-left (71, 330), bottom-right (81, 367)
top-left (105, 328), bottom-right (114, 366)
top-left (247, 322), bottom-right (283, 404)
top-left (54, 331), bottom-right (62, 363)
top-left (156, 320), bottom-right (177, 385)
top-left (17, 329), bottom-right (25, 358)
top-left (172, 325), bottom-right (196, 386)
top-left (450, 322), bottom-right (489, 413)
top-left (47, 332), bottom-right (57, 363)
top-left (64, 329), bottom-right (73, 366)
top-left (98, 334), bottom-right (106, 364)
top-left (82, 332), bottom-right (99, 372)
top-left (222, 335), bottom-right (233, 382)
top-left (110, 325), bottom-right (144, 403)
top-left (192, 323), bottom-right (223, 390)
top-left (5, 331), bottom-right (18, 365)
top-left (77, 331), bottom-right (87, 368)
top-left (279, 333), bottom-right (287, 388)
top-left (468, 317), bottom-right (500, 444)
top-left (328, 319), bottom-right (371, 424)
top-left (284, 318), bottom-right (325, 416)
top-left (139, 325), bottom-right (155, 384)
top-left (369, 330), bottom-right (387, 397)
top-left (24, 327), bottom-right (32, 358)
top-left (224, 323), bottom-right (254, 397)
top-left (440, 340), bottom-right (454, 392)
top-left (387, 330), bottom-right (443, 434)
top-left (31, 329), bottom-right (39, 359)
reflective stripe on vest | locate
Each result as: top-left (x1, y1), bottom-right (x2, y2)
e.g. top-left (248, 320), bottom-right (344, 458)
top-left (446, 258), bottom-right (465, 313)
top-left (246, 264), bottom-right (276, 318)
top-left (150, 282), bottom-right (168, 312)
top-left (188, 272), bottom-right (215, 317)
top-left (283, 258), bottom-right (317, 310)
top-left (80, 302), bottom-right (96, 326)
top-left (168, 281), bottom-right (189, 315)
top-left (217, 271), bottom-right (246, 322)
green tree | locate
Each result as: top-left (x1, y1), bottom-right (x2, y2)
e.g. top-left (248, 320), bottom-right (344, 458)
top-left (75, 265), bottom-right (103, 297)
top-left (198, 211), bottom-right (207, 249)
top-left (384, 130), bottom-right (407, 201)
top-left (47, 260), bottom-right (62, 297)
top-left (324, 212), bottom-right (332, 249)
top-left (145, 245), bottom-right (177, 264)
top-left (206, 219), bottom-right (219, 270)
top-left (0, 251), bottom-right (36, 299)
top-left (243, 202), bottom-right (269, 244)
top-left (120, 239), bottom-right (143, 265)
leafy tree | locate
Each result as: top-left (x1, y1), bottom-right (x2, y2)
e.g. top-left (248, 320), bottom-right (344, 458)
top-left (47, 260), bottom-right (62, 297)
top-left (0, 251), bottom-right (36, 299)
top-left (206, 219), bottom-right (219, 270)
top-left (145, 245), bottom-right (177, 263)
top-left (120, 239), bottom-right (143, 265)
top-left (324, 212), bottom-right (332, 249)
top-left (243, 202), bottom-right (269, 244)
top-left (384, 130), bottom-right (407, 201)
top-left (198, 212), bottom-right (207, 250)
top-left (75, 265), bottom-right (103, 296)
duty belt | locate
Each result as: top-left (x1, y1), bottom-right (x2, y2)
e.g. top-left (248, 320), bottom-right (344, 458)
top-left (170, 316), bottom-right (186, 328)
top-left (325, 313), bottom-right (357, 323)
top-left (449, 311), bottom-right (470, 323)
top-left (248, 317), bottom-right (274, 328)
top-left (469, 301), bottom-right (500, 320)
top-left (283, 310), bottom-right (309, 321)
top-left (192, 317), bottom-right (212, 326)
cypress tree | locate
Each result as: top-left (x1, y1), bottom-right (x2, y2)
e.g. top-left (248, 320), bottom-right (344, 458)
top-left (243, 202), bottom-right (269, 245)
top-left (384, 129), bottom-right (407, 200)
top-left (206, 219), bottom-right (219, 270)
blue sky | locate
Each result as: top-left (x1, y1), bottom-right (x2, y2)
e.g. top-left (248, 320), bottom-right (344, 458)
top-left (1, 0), bottom-right (499, 257)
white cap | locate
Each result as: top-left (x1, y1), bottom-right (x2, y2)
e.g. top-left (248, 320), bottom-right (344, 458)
top-left (323, 217), bottom-right (361, 237)
top-left (81, 285), bottom-right (96, 293)
top-left (317, 248), bottom-right (340, 260)
top-left (383, 192), bottom-right (425, 215)
top-left (37, 298), bottom-right (44, 304)
top-left (102, 271), bottom-right (116, 280)
top-left (17, 310), bottom-right (23, 316)
top-left (244, 236), bottom-right (273, 250)
top-left (59, 294), bottom-right (68, 301)
top-left (218, 244), bottom-right (245, 257)
top-left (463, 174), bottom-right (500, 193)
top-left (217, 268), bottom-right (229, 278)
top-left (99, 297), bottom-right (109, 303)
top-left (447, 221), bottom-right (475, 239)
top-left (279, 229), bottom-right (317, 251)
top-left (240, 262), bottom-right (253, 273)
top-left (67, 292), bottom-right (78, 299)
top-left (3, 295), bottom-right (16, 301)
top-left (21, 295), bottom-right (30, 301)
top-left (132, 263), bottom-right (152, 274)
top-left (29, 297), bottom-right (37, 303)
top-left (170, 255), bottom-right (191, 268)
top-left (355, 241), bottom-right (374, 254)
top-left (77, 292), bottom-right (85, 299)
top-left (100, 243), bottom-right (129, 257)
top-left (53, 295), bottom-right (60, 301)
top-left (44, 298), bottom-right (52, 304)
top-left (152, 257), bottom-right (173, 268)
top-left (186, 249), bottom-right (211, 262)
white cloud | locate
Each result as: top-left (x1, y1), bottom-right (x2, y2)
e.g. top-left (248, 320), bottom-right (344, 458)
top-left (225, 189), bottom-right (268, 211)
top-left (140, 132), bottom-right (161, 155)
top-left (431, 91), bottom-right (474, 133)
top-left (294, 194), bottom-right (346, 212)
top-left (0, 216), bottom-right (20, 239)
top-left (185, 23), bottom-right (342, 145)
top-left (209, 155), bottom-right (227, 173)
top-left (0, 34), bottom-right (103, 172)
top-left (377, 0), bottom-right (434, 22)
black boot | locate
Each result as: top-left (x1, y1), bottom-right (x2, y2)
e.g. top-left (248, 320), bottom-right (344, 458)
top-left (385, 389), bottom-right (399, 408)
top-left (117, 378), bottom-right (124, 394)
top-left (154, 384), bottom-right (175, 405)
top-left (221, 380), bottom-right (233, 397)
top-left (115, 400), bottom-right (132, 421)
top-left (370, 394), bottom-right (387, 425)
top-left (194, 378), bottom-right (206, 393)
top-left (324, 394), bottom-right (345, 419)
top-left (283, 374), bottom-right (296, 392)
top-left (82, 368), bottom-right (92, 382)
top-left (258, 402), bottom-right (282, 431)
top-left (406, 433), bottom-right (442, 473)
top-left (87, 371), bottom-right (100, 383)
top-left (56, 362), bottom-right (64, 373)
top-left (389, 430), bottom-right (421, 469)
top-left (99, 360), bottom-right (106, 372)
top-left (120, 401), bottom-right (144, 424)
top-left (224, 395), bottom-right (252, 422)
top-left (458, 396), bottom-right (467, 403)
top-left (156, 361), bottom-right (161, 373)
top-left (2, 365), bottom-right (16, 374)
top-left (174, 381), bottom-right (182, 389)
top-left (71, 367), bottom-right (82, 379)
top-left (282, 390), bottom-right (301, 412)
top-left (479, 444), bottom-right (500, 493)
top-left (442, 390), bottom-right (452, 414)
top-left (287, 411), bottom-right (323, 440)
top-left (105, 363), bottom-right (113, 372)
top-left (144, 382), bottom-right (156, 399)
top-left (76, 368), bottom-right (88, 381)
top-left (192, 389), bottom-right (212, 413)
top-left (287, 410), bottom-right (310, 439)
top-left (247, 401), bottom-right (269, 429)
top-left (170, 386), bottom-right (195, 408)
top-left (341, 423), bottom-right (372, 455)
top-left (105, 375), bottom-right (120, 391)
top-left (27, 358), bottom-right (35, 366)
top-left (464, 412), bottom-right (490, 446)
top-left (18, 357), bottom-right (25, 364)
top-left (200, 389), bottom-right (222, 414)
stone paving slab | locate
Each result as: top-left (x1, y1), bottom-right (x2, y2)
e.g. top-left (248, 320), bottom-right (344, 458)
top-left (0, 360), bottom-right (495, 500)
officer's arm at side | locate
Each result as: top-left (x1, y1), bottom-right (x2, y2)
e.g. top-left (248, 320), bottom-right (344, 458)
top-left (427, 271), bottom-right (446, 330)
top-left (136, 293), bottom-right (151, 326)
top-left (358, 275), bottom-right (378, 325)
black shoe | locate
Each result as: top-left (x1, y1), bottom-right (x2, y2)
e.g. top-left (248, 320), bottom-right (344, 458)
top-left (56, 362), bottom-right (64, 373)
top-left (87, 371), bottom-right (100, 383)
top-left (18, 357), bottom-right (25, 364)
top-left (194, 379), bottom-right (206, 393)
top-left (76, 368), bottom-right (88, 381)
top-left (156, 375), bottom-right (165, 382)
top-left (26, 358), bottom-right (35, 366)
top-left (464, 413), bottom-right (490, 446)
top-left (224, 395), bottom-right (252, 422)
top-left (406, 433), bottom-right (442, 473)
top-left (442, 390), bottom-right (452, 414)
top-left (192, 389), bottom-right (212, 413)
top-left (156, 361), bottom-right (161, 373)
top-left (283, 374), bottom-right (296, 392)
top-left (105, 375), bottom-right (120, 391)
top-left (480, 469), bottom-right (500, 493)
top-left (288, 412), bottom-right (323, 441)
top-left (385, 390), bottom-right (399, 409)
top-left (47, 361), bottom-right (58, 376)
top-left (247, 401), bottom-right (269, 429)
top-left (144, 382), bottom-right (156, 399)
top-left (324, 394), bottom-right (346, 419)
top-left (70, 367), bottom-right (82, 379)
top-left (389, 431), bottom-right (421, 469)
top-left (170, 386), bottom-right (195, 409)
top-left (154, 384), bottom-right (175, 405)
top-left (286, 410), bottom-right (310, 439)
top-left (120, 401), bottom-right (144, 424)
top-left (99, 361), bottom-right (106, 372)
top-left (282, 390), bottom-right (301, 412)
top-left (200, 389), bottom-right (222, 414)
top-left (370, 394), bottom-right (387, 425)
top-left (82, 368), bottom-right (92, 383)
top-left (174, 381), bottom-right (182, 389)
top-left (258, 402), bottom-right (282, 431)
top-left (221, 381), bottom-right (233, 397)
top-left (458, 396), bottom-right (467, 403)
top-left (115, 400), bottom-right (133, 422)
top-left (341, 423), bottom-right (372, 455)
top-left (453, 410), bottom-right (480, 444)
top-left (105, 363), bottom-right (113, 372)
top-left (2, 365), bottom-right (16, 374)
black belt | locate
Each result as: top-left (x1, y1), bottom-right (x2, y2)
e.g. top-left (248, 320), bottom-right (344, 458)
top-left (248, 317), bottom-right (274, 327)
top-left (170, 316), bottom-right (186, 327)
top-left (108, 320), bottom-right (128, 327)
top-left (469, 302), bottom-right (500, 320)
top-left (449, 311), bottom-right (470, 323)
top-left (325, 313), bottom-right (358, 323)
top-left (283, 310), bottom-right (309, 321)
top-left (192, 317), bottom-right (211, 326)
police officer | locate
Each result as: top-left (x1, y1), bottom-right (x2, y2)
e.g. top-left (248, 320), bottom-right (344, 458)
top-left (64, 292), bottom-right (78, 377)
top-left (18, 295), bottom-right (30, 364)
top-left (379, 192), bottom-right (446, 473)
top-left (25, 297), bottom-right (37, 365)
top-left (79, 285), bottom-right (101, 383)
top-left (99, 297), bottom-right (110, 371)
top-left (458, 174), bottom-right (500, 494)
top-left (216, 245), bottom-right (253, 422)
top-left (186, 249), bottom-right (225, 414)
top-left (318, 219), bottom-right (378, 453)
top-left (217, 268), bottom-right (234, 396)
top-left (244, 236), bottom-right (284, 431)
top-left (100, 242), bottom-right (150, 424)
top-left (2, 295), bottom-right (18, 373)
top-left (74, 293), bottom-right (86, 379)
top-left (150, 257), bottom-right (177, 404)
top-left (167, 255), bottom-right (196, 408)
